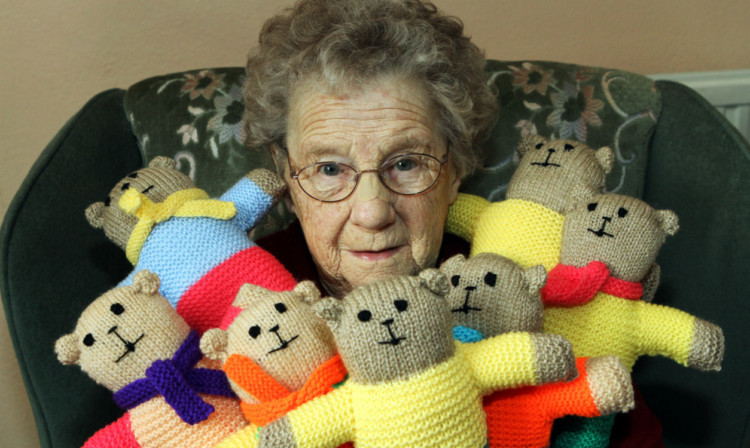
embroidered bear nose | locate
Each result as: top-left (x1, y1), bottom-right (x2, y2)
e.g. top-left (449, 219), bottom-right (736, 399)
top-left (270, 325), bottom-right (280, 333)
top-left (381, 318), bottom-right (394, 326)
top-left (464, 285), bottom-right (476, 291)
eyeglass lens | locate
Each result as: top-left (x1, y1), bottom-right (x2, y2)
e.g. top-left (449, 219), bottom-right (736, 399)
top-left (296, 153), bottom-right (443, 202)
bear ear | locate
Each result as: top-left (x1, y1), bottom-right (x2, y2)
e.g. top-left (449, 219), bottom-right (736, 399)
top-left (85, 202), bottom-right (106, 229)
top-left (312, 297), bottom-right (344, 333)
top-left (524, 265), bottom-right (548, 293)
top-left (294, 281), bottom-right (322, 305)
top-left (516, 134), bottom-right (548, 157)
top-left (132, 270), bottom-right (160, 295)
top-left (595, 146), bottom-right (615, 174)
top-left (200, 329), bottom-right (229, 362)
top-left (418, 269), bottom-right (449, 297)
top-left (247, 168), bottom-right (287, 200)
top-left (641, 263), bottom-right (661, 303)
top-left (564, 185), bottom-right (597, 214)
top-left (655, 210), bottom-right (679, 236)
top-left (233, 283), bottom-right (272, 309)
top-left (148, 156), bottom-right (176, 170)
top-left (439, 254), bottom-right (467, 274)
top-left (55, 334), bottom-right (81, 365)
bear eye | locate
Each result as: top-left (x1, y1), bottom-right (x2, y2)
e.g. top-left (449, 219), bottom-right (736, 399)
top-left (357, 310), bottom-right (372, 322)
top-left (249, 326), bottom-right (261, 339)
top-left (564, 143), bottom-right (575, 152)
top-left (121, 182), bottom-right (130, 191)
top-left (83, 334), bottom-right (95, 347)
top-left (484, 272), bottom-right (497, 287)
top-left (127, 172), bottom-right (139, 179)
top-left (394, 300), bottom-right (408, 312)
top-left (618, 207), bottom-right (628, 218)
top-left (535, 143), bottom-right (544, 150)
top-left (587, 202), bottom-right (598, 212)
top-left (274, 303), bottom-right (287, 314)
top-left (110, 303), bottom-right (125, 315)
top-left (451, 275), bottom-right (460, 287)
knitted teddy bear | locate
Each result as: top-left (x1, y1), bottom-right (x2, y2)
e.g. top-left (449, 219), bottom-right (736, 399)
top-left (54, 270), bottom-right (246, 448)
top-left (541, 193), bottom-right (725, 446)
top-left (84, 156), bottom-right (297, 333)
top-left (200, 281), bottom-right (352, 448)
top-left (257, 269), bottom-right (578, 448)
top-left (440, 253), bottom-right (635, 448)
top-left (446, 135), bottom-right (614, 271)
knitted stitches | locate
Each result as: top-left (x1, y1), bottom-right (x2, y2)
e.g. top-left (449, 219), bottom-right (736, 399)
top-left (113, 331), bottom-right (236, 424)
top-left (542, 262), bottom-right (643, 306)
top-left (447, 194), bottom-right (564, 271)
top-left (267, 333), bottom-right (564, 448)
top-left (117, 176), bottom-right (297, 332)
top-left (224, 354), bottom-right (348, 426)
top-left (544, 292), bottom-right (696, 370)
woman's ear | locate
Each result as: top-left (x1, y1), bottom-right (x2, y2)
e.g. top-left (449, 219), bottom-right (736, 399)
top-left (271, 143), bottom-right (297, 215)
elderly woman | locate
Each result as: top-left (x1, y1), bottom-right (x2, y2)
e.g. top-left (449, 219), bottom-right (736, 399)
top-left (245, 0), bottom-right (497, 298)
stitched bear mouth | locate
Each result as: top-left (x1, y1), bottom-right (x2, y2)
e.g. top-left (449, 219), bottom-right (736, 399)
top-left (378, 319), bottom-right (406, 346)
top-left (530, 150), bottom-right (561, 168)
top-left (451, 287), bottom-right (483, 314)
top-left (108, 326), bottom-right (144, 363)
top-left (587, 217), bottom-right (615, 238)
top-left (266, 326), bottom-right (299, 355)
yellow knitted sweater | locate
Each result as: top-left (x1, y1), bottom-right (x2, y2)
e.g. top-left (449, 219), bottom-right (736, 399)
top-left (543, 292), bottom-right (696, 371)
top-left (261, 332), bottom-right (542, 448)
top-left (446, 193), bottom-right (563, 271)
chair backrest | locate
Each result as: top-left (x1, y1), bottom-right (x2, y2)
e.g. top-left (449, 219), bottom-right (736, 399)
top-left (2, 60), bottom-right (748, 448)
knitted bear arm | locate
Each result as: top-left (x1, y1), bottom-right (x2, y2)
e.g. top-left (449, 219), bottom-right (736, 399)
top-left (637, 302), bottom-right (698, 367)
top-left (459, 332), bottom-right (549, 393)
top-left (83, 414), bottom-right (142, 448)
top-left (219, 176), bottom-right (276, 231)
top-left (445, 193), bottom-right (490, 242)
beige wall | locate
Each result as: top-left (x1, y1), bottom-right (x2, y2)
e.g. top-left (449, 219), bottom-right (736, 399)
top-left (1, 1), bottom-right (748, 446)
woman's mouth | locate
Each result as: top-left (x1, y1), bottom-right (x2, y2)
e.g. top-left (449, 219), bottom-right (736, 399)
top-left (347, 245), bottom-right (404, 261)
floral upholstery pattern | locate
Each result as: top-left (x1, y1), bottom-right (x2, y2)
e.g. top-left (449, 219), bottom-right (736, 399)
top-left (124, 60), bottom-right (661, 236)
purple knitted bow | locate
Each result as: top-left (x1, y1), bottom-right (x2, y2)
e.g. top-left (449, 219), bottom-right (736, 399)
top-left (113, 330), bottom-right (236, 425)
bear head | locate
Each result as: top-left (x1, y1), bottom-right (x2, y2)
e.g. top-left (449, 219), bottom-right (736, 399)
top-left (200, 281), bottom-right (335, 398)
top-left (560, 193), bottom-right (679, 282)
top-left (313, 269), bottom-right (452, 385)
top-left (506, 135), bottom-right (614, 214)
top-left (55, 270), bottom-right (191, 392)
top-left (85, 156), bottom-right (195, 250)
top-left (440, 253), bottom-right (547, 336)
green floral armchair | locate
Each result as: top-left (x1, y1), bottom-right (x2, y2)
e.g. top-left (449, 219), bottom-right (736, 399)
top-left (2, 60), bottom-right (748, 448)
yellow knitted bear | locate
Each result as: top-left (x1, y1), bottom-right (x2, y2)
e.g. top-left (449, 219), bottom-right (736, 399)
top-left (542, 193), bottom-right (725, 372)
top-left (256, 269), bottom-right (578, 448)
top-left (446, 135), bottom-right (614, 271)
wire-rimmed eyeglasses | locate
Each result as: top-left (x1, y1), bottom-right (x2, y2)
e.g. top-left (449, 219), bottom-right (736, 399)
top-left (288, 150), bottom-right (449, 203)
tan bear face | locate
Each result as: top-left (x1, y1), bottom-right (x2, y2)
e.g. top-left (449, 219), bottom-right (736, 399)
top-left (440, 253), bottom-right (546, 336)
top-left (313, 269), bottom-right (453, 385)
top-left (55, 271), bottom-right (191, 392)
top-left (201, 282), bottom-right (335, 396)
top-left (560, 194), bottom-right (679, 282)
top-left (506, 135), bottom-right (614, 213)
top-left (85, 157), bottom-right (195, 250)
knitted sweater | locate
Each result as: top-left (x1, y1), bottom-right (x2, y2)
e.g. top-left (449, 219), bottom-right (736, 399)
top-left (446, 194), bottom-right (563, 271)
top-left (266, 333), bottom-right (545, 448)
top-left (117, 176), bottom-right (296, 332)
top-left (543, 291), bottom-right (697, 371)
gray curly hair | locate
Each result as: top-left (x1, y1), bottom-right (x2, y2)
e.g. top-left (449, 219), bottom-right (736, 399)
top-left (243, 0), bottom-right (497, 178)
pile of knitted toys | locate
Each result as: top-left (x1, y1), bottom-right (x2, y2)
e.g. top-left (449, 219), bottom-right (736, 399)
top-left (54, 137), bottom-right (724, 448)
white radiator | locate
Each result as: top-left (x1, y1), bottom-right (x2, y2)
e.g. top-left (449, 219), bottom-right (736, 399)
top-left (650, 69), bottom-right (750, 142)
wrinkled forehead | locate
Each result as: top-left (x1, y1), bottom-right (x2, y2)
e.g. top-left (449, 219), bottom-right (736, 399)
top-left (284, 75), bottom-right (443, 163)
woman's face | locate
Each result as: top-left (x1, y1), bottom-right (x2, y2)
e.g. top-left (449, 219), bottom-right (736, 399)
top-left (280, 76), bottom-right (461, 298)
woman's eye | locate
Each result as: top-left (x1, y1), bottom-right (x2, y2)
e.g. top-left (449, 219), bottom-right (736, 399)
top-left (320, 163), bottom-right (341, 176)
top-left (394, 157), bottom-right (416, 171)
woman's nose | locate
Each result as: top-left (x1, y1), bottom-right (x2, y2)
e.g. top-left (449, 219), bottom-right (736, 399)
top-left (349, 173), bottom-right (396, 229)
